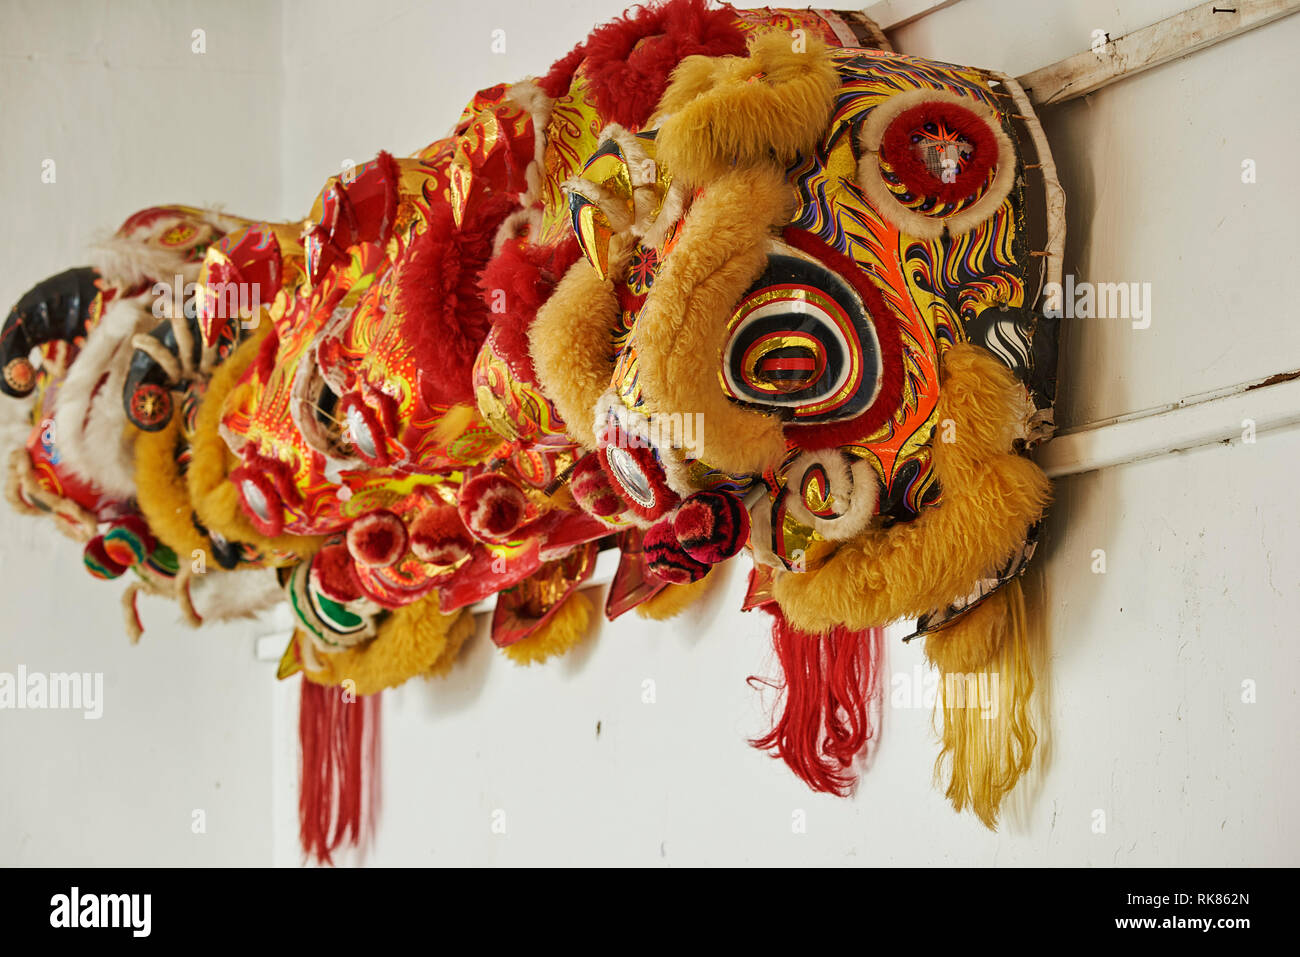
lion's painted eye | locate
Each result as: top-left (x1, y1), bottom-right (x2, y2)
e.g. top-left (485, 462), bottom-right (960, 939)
top-left (721, 241), bottom-right (882, 425)
top-left (856, 89), bottom-right (1015, 240)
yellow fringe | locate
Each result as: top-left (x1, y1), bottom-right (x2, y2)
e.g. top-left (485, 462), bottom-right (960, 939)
top-left (502, 589), bottom-right (593, 666)
top-left (634, 570), bottom-right (713, 620)
top-left (927, 579), bottom-right (1036, 830)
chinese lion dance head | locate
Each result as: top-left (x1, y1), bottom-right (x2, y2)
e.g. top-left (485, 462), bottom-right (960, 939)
top-left (532, 28), bottom-right (1060, 825)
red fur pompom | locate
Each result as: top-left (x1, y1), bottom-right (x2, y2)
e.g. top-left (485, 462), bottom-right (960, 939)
top-left (642, 518), bottom-right (709, 584)
top-left (409, 505), bottom-right (474, 566)
top-left (310, 542), bottom-right (364, 603)
top-left (569, 453), bottom-right (627, 519)
top-left (346, 510), bottom-right (409, 569)
top-left (394, 192), bottom-right (514, 408)
top-left (478, 235), bottom-right (580, 383)
top-left (537, 0), bottom-right (747, 130)
top-left (673, 490), bottom-right (750, 564)
top-left (458, 473), bottom-right (528, 540)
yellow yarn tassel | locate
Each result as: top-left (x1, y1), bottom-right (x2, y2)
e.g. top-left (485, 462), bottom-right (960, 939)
top-left (634, 569), bottom-right (713, 620)
top-left (502, 589), bottom-right (593, 666)
top-left (925, 578), bottom-right (1036, 830)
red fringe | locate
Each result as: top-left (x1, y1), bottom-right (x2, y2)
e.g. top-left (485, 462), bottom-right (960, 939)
top-left (749, 607), bottom-right (883, 796)
top-left (298, 679), bottom-right (381, 866)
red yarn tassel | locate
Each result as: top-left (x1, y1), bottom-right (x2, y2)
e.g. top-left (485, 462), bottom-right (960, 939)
top-left (298, 679), bottom-right (381, 865)
top-left (749, 607), bottom-right (883, 796)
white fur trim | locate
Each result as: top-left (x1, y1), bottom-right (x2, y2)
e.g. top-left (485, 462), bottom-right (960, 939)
top-left (130, 332), bottom-right (181, 383)
top-left (187, 567), bottom-right (286, 622)
top-left (504, 80), bottom-right (554, 208)
top-left (591, 388), bottom-right (695, 514)
top-left (90, 223), bottom-right (207, 292)
top-left (781, 451), bottom-right (879, 540)
top-left (638, 177), bottom-right (688, 250)
top-left (52, 296), bottom-right (154, 500)
top-left (492, 206), bottom-right (543, 256)
top-left (856, 87), bottom-right (1016, 241)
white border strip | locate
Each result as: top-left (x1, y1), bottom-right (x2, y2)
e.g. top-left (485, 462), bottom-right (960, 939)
top-left (1035, 372), bottom-right (1300, 478)
top-left (1017, 0), bottom-right (1300, 106)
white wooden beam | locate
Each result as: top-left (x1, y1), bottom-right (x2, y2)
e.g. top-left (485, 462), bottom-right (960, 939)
top-left (1035, 371), bottom-right (1300, 479)
top-left (1018, 0), bottom-right (1300, 106)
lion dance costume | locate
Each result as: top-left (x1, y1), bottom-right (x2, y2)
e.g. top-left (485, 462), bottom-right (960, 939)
top-left (1, 1), bottom-right (1063, 861)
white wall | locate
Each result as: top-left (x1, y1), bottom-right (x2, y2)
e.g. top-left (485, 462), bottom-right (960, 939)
top-left (0, 0), bottom-right (283, 866)
top-left (3, 0), bottom-right (1298, 867)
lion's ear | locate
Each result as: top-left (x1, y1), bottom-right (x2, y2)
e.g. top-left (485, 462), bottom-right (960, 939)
top-left (653, 30), bottom-right (839, 187)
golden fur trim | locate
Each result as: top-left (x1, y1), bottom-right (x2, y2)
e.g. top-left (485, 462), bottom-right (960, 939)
top-left (188, 325), bottom-right (325, 557)
top-left (622, 165), bottom-right (790, 474)
top-left (304, 592), bottom-right (475, 695)
top-left (654, 31), bottom-right (840, 188)
top-left (502, 589), bottom-right (594, 665)
top-left (133, 414), bottom-right (212, 562)
top-left (772, 344), bottom-right (1050, 632)
top-left (529, 242), bottom-right (632, 450)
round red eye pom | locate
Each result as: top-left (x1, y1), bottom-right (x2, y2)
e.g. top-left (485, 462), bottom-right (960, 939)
top-left (569, 454), bottom-right (626, 519)
top-left (345, 510), bottom-right (409, 568)
top-left (410, 505), bottom-right (474, 566)
top-left (458, 473), bottom-right (528, 540)
top-left (673, 490), bottom-right (750, 564)
top-left (310, 542), bottom-right (364, 602)
top-left (642, 518), bottom-right (710, 585)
